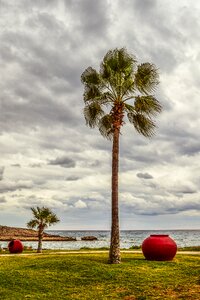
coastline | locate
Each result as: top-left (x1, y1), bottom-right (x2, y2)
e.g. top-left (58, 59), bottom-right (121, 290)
top-left (1, 227), bottom-right (199, 248)
top-left (0, 236), bottom-right (76, 241)
top-left (0, 225), bottom-right (76, 242)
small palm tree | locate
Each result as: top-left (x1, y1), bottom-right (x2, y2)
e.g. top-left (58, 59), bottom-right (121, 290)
top-left (27, 206), bottom-right (60, 253)
top-left (81, 48), bottom-right (162, 264)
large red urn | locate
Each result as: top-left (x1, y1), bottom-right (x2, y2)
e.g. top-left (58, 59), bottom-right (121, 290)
top-left (8, 239), bottom-right (24, 254)
top-left (142, 235), bottom-right (177, 261)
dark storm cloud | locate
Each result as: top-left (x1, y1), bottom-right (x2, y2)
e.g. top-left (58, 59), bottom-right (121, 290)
top-left (29, 163), bottom-right (43, 168)
top-left (65, 176), bottom-right (80, 181)
top-left (169, 186), bottom-right (197, 196)
top-left (126, 151), bottom-right (160, 165)
top-left (0, 167), bottom-right (5, 181)
top-left (1, 28), bottom-right (75, 88)
top-left (11, 164), bottom-right (21, 168)
top-left (0, 196), bottom-right (6, 203)
top-left (137, 172), bottom-right (153, 179)
top-left (0, 0), bottom-right (111, 137)
top-left (132, 0), bottom-right (177, 40)
top-left (166, 201), bottom-right (200, 214)
top-left (122, 197), bottom-right (200, 216)
top-left (0, 11), bottom-right (83, 134)
top-left (124, 0), bottom-right (186, 74)
top-left (0, 0), bottom-right (200, 229)
top-left (49, 156), bottom-right (76, 168)
top-left (133, 0), bottom-right (157, 13)
top-left (0, 88), bottom-right (78, 133)
top-left (159, 123), bottom-right (200, 158)
top-left (178, 141), bottom-right (200, 157)
top-left (0, 181), bottom-right (33, 194)
top-left (66, 0), bottom-right (110, 37)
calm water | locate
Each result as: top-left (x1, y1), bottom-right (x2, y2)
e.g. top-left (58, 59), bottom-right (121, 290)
top-left (1, 230), bottom-right (199, 250)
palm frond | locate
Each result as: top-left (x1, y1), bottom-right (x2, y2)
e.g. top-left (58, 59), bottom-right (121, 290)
top-left (124, 103), bottom-right (135, 113)
top-left (100, 48), bottom-right (137, 98)
top-left (84, 102), bottom-right (105, 128)
top-left (27, 219), bottom-right (38, 229)
top-left (101, 48), bottom-right (136, 75)
top-left (28, 206), bottom-right (60, 228)
top-left (84, 87), bottom-right (114, 104)
top-left (81, 67), bottom-right (101, 85)
top-left (135, 63), bottom-right (159, 95)
top-left (127, 112), bottom-right (156, 137)
top-left (121, 77), bottom-right (135, 98)
top-left (83, 84), bottom-right (102, 103)
top-left (98, 92), bottom-right (115, 104)
top-left (48, 214), bottom-right (60, 225)
top-left (134, 95), bottom-right (162, 116)
top-left (31, 207), bottom-right (40, 219)
top-left (40, 207), bottom-right (51, 219)
top-left (99, 114), bottom-right (113, 140)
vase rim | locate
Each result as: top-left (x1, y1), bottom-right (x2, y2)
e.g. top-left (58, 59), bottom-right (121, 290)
top-left (150, 234), bottom-right (169, 237)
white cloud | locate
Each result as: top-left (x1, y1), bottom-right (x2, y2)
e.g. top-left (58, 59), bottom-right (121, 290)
top-left (74, 200), bottom-right (87, 209)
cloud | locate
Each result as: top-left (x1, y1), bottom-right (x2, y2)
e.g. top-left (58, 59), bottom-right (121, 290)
top-left (74, 200), bottom-right (87, 209)
top-left (168, 184), bottom-right (197, 196)
top-left (0, 167), bottom-right (5, 181)
top-left (0, 181), bottom-right (33, 194)
top-left (120, 193), bottom-right (200, 216)
top-left (29, 163), bottom-right (43, 168)
top-left (48, 156), bottom-right (76, 168)
top-left (0, 196), bottom-right (6, 203)
top-left (11, 164), bottom-right (21, 168)
top-left (137, 172), bottom-right (154, 179)
top-left (0, 0), bottom-right (199, 229)
top-left (65, 176), bottom-right (80, 181)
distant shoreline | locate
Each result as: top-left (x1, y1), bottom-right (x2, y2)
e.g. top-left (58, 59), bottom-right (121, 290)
top-left (47, 229), bottom-right (200, 231)
top-left (0, 225), bottom-right (76, 242)
top-left (0, 237), bottom-right (76, 241)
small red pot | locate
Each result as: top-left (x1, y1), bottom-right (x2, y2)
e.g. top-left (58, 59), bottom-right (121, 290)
top-left (142, 234), bottom-right (177, 261)
top-left (8, 239), bottom-right (24, 254)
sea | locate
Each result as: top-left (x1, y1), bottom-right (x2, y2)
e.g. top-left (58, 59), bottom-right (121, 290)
top-left (1, 229), bottom-right (199, 250)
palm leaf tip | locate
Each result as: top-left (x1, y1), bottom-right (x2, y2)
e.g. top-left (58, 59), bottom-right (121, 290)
top-left (127, 112), bottom-right (156, 138)
top-left (134, 95), bottom-right (162, 116)
top-left (135, 63), bottom-right (159, 94)
top-left (27, 219), bottom-right (38, 229)
top-left (81, 67), bottom-right (101, 85)
top-left (99, 114), bottom-right (113, 140)
top-left (84, 102), bottom-right (105, 128)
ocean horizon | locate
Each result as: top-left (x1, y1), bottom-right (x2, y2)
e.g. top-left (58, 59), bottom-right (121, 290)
top-left (1, 229), bottom-right (199, 250)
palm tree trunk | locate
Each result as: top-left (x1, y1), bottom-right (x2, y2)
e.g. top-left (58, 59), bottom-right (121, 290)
top-left (37, 229), bottom-right (43, 253)
top-left (109, 126), bottom-right (121, 264)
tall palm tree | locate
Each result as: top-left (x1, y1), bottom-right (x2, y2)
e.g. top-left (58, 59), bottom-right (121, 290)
top-left (81, 48), bottom-right (162, 264)
top-left (27, 206), bottom-right (60, 253)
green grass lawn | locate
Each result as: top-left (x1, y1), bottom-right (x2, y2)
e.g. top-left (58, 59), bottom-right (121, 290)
top-left (0, 252), bottom-right (199, 300)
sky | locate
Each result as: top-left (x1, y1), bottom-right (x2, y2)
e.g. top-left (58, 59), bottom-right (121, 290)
top-left (0, 0), bottom-right (199, 230)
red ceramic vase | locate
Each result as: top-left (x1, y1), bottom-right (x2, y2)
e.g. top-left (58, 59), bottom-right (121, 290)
top-left (8, 239), bottom-right (24, 254)
top-left (142, 235), bottom-right (177, 261)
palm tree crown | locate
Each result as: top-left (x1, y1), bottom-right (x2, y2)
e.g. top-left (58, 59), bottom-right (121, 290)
top-left (81, 47), bottom-right (162, 138)
top-left (27, 206), bottom-right (60, 253)
top-left (27, 206), bottom-right (60, 231)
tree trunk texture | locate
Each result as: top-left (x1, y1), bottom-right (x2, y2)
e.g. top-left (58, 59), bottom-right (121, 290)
top-left (109, 126), bottom-right (121, 264)
top-left (37, 230), bottom-right (43, 253)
